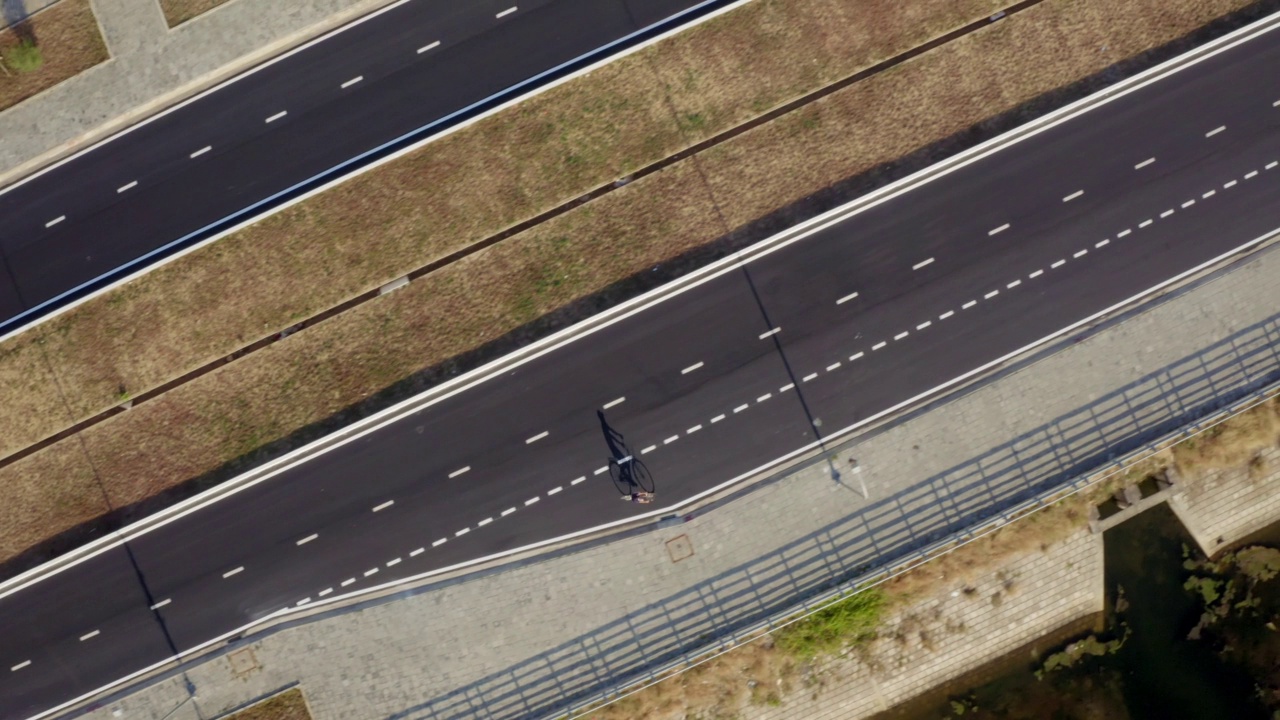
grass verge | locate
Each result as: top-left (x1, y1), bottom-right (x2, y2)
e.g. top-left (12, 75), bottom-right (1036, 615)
top-left (225, 689), bottom-right (312, 720)
top-left (0, 0), bottom-right (1269, 573)
top-left (158, 0), bottom-right (233, 27)
top-left (0, 0), bottom-right (108, 110)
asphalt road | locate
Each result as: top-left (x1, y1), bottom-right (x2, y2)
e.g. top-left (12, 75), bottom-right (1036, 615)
top-left (0, 0), bottom-right (723, 335)
top-left (4, 16), bottom-right (1280, 720)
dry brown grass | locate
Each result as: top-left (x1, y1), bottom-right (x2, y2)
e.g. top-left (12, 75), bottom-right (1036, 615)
top-left (225, 689), bottom-right (312, 720)
top-left (0, 0), bottom-right (1260, 566)
top-left (1171, 396), bottom-right (1280, 475)
top-left (0, 0), bottom-right (108, 111)
top-left (158, 0), bottom-right (232, 27)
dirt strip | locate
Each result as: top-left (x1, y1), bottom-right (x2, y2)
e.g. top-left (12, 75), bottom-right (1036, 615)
top-left (0, 0), bottom-right (1267, 577)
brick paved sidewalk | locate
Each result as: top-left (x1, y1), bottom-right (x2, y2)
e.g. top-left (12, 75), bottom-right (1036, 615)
top-left (0, 0), bottom-right (396, 183)
top-left (73, 237), bottom-right (1280, 720)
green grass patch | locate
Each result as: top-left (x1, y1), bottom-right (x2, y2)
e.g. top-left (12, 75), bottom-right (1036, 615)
top-left (4, 40), bottom-right (43, 73)
top-left (774, 587), bottom-right (886, 659)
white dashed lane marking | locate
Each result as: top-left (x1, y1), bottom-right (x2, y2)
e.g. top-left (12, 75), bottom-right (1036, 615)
top-left (342, 578), bottom-right (356, 586)
top-left (79, 630), bottom-right (100, 642)
top-left (501, 507), bottom-right (517, 516)
top-left (1073, 249), bottom-right (1088, 258)
top-left (681, 362), bottom-right (704, 374)
top-left (912, 257), bottom-right (935, 270)
top-left (265, 111), bottom-right (288, 123)
top-left (364, 568), bottom-right (379, 577)
top-left (872, 341), bottom-right (887, 350)
top-left (983, 290), bottom-right (999, 299)
top-left (570, 476), bottom-right (586, 485)
top-left (1117, 229), bottom-right (1131, 237)
top-left (711, 414), bottom-right (726, 423)
top-left (296, 534), bottom-right (318, 546)
top-left (1224, 180), bottom-right (1238, 189)
top-left (222, 567), bottom-right (244, 579)
top-left (1062, 190), bottom-right (1083, 202)
top-left (1203, 190), bottom-right (1216, 198)
top-left (802, 373), bottom-right (818, 382)
top-left (1160, 209), bottom-right (1174, 218)
top-left (1028, 270), bottom-right (1043, 279)
top-left (602, 397), bottom-right (625, 409)
top-left (1205, 125), bottom-right (1226, 137)
top-left (758, 327), bottom-right (781, 339)
top-left (917, 321), bottom-right (932, 330)
top-left (10, 661), bottom-right (30, 672)
top-left (432, 538), bottom-right (448, 547)
top-left (117, 181), bottom-right (138, 193)
top-left (893, 331), bottom-right (909, 340)
top-left (417, 40), bottom-right (441, 54)
top-left (448, 466), bottom-right (470, 478)
top-left (190, 146), bottom-right (212, 158)
top-left (836, 292), bottom-right (859, 305)
top-left (150, 599), bottom-right (171, 610)
top-left (455, 528), bottom-right (470, 537)
top-left (525, 431), bottom-right (548, 444)
top-left (1139, 219), bottom-right (1153, 228)
top-left (962, 300), bottom-right (977, 309)
top-left (524, 496), bottom-right (540, 506)
top-left (1134, 158), bottom-right (1155, 169)
top-left (988, 223), bottom-right (1009, 236)
top-left (1245, 170), bottom-right (1258, 179)
top-left (341, 76), bottom-right (363, 89)
top-left (940, 310), bottom-right (955, 319)
top-left (496, 5), bottom-right (517, 18)
top-left (372, 500), bottom-right (394, 512)
top-left (45, 216), bottom-right (65, 228)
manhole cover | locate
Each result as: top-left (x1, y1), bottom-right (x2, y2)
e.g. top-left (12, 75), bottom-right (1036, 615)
top-left (227, 647), bottom-right (259, 677)
top-left (666, 534), bottom-right (694, 563)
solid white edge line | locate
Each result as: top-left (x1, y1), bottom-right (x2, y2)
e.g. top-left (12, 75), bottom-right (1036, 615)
top-left (8, 9), bottom-right (1280, 627)
top-left (68, 226), bottom-right (1278, 720)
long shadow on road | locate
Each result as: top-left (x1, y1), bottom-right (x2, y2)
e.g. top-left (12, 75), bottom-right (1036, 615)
top-left (389, 312), bottom-right (1280, 720)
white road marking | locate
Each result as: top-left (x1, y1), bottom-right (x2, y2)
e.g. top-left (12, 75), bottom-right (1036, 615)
top-left (496, 6), bottom-right (517, 18)
top-left (525, 431), bottom-right (549, 444)
top-left (1134, 157), bottom-right (1155, 169)
top-left (602, 397), bottom-right (625, 409)
top-left (478, 517), bottom-right (494, 526)
top-left (571, 476), bottom-right (586, 485)
top-left (1181, 200), bottom-right (1195, 208)
top-left (1062, 189), bottom-right (1083, 202)
top-left (988, 223), bottom-right (1010, 236)
top-left (1274, 99), bottom-right (1280, 107)
top-left (296, 534), bottom-right (318, 546)
top-left (190, 146), bottom-right (212, 158)
top-left (11, 661), bottom-right (30, 671)
top-left (872, 341), bottom-right (887, 350)
top-left (917, 321), bottom-right (932, 330)
top-left (1051, 259), bottom-right (1066, 268)
top-left (1224, 180), bottom-right (1238, 189)
top-left (150, 599), bottom-right (171, 610)
top-left (341, 76), bottom-right (363, 89)
top-left (836, 292), bottom-right (860, 305)
top-left (758, 327), bottom-right (781, 339)
top-left (681, 362), bottom-right (704, 374)
top-left (222, 567), bottom-right (244, 579)
top-left (1095, 239), bottom-right (1110, 248)
top-left (319, 587), bottom-right (334, 596)
top-left (802, 373), bottom-right (819, 381)
top-left (1073, 249), bottom-right (1088, 258)
top-left (687, 424), bottom-right (703, 434)
top-left (364, 568), bottom-right (379, 577)
top-left (849, 352), bottom-right (864, 361)
top-left (547, 486), bottom-right (564, 496)
top-left (1006, 280), bottom-right (1020, 289)
top-left (1245, 170), bottom-right (1259, 179)
top-left (341, 578), bottom-right (356, 586)
top-left (432, 538), bottom-right (447, 547)
top-left (501, 507), bottom-right (517, 516)
top-left (409, 548), bottom-right (425, 557)
top-left (642, 444), bottom-right (657, 453)
top-left (780, 382), bottom-right (796, 391)
top-left (372, 500), bottom-right (394, 512)
top-left (711, 414), bottom-right (726, 423)
top-left (448, 466), bottom-right (471, 478)
top-left (1117, 229), bottom-right (1132, 237)
top-left (1205, 125), bottom-right (1226, 137)
top-left (79, 630), bottom-right (100, 641)
top-left (1139, 219), bottom-right (1153, 228)
top-left (455, 528), bottom-right (470, 537)
top-left (894, 331), bottom-right (909, 340)
top-left (45, 215), bottom-right (65, 228)
top-left (825, 363), bottom-right (841, 372)
top-left (297, 598), bottom-right (310, 606)
top-left (664, 434), bottom-right (680, 443)
top-left (524, 496), bottom-right (540, 506)
top-left (940, 310), bottom-right (956, 319)
top-left (983, 290), bottom-right (999, 299)
top-left (594, 466), bottom-right (609, 475)
top-left (757, 393), bottom-right (774, 403)
top-left (265, 111), bottom-right (288, 123)
top-left (962, 300), bottom-right (977, 309)
top-left (1160, 209), bottom-right (1174, 218)
top-left (1267, 162), bottom-right (1278, 170)
top-left (1028, 270), bottom-right (1043, 279)
top-left (386, 557), bottom-right (402, 566)
top-left (734, 404), bottom-right (749, 413)
top-left (1203, 190), bottom-right (1216, 198)
top-left (117, 181), bottom-right (138, 193)
top-left (912, 257), bottom-right (935, 270)
top-left (417, 40), bottom-right (441, 54)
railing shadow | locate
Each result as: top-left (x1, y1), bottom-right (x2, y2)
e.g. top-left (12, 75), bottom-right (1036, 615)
top-left (389, 313), bottom-right (1280, 720)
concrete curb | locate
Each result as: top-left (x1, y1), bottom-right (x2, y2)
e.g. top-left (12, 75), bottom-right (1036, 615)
top-left (4, 4), bottom-right (1279, 606)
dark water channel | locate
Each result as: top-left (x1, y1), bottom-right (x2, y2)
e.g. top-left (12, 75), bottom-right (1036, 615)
top-left (1103, 504), bottom-right (1264, 720)
top-left (881, 504), bottom-right (1273, 720)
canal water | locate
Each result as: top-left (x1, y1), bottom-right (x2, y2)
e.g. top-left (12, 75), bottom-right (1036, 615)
top-left (877, 504), bottom-right (1272, 720)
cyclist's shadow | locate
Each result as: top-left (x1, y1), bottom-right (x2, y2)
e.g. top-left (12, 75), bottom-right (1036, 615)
top-left (597, 411), bottom-right (657, 497)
